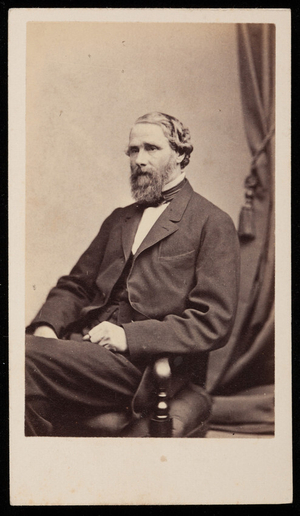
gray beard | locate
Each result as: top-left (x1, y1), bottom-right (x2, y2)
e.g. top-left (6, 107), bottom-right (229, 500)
top-left (130, 159), bottom-right (176, 205)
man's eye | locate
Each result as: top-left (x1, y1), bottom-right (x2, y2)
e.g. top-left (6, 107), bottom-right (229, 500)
top-left (129, 148), bottom-right (138, 155)
top-left (146, 146), bottom-right (158, 152)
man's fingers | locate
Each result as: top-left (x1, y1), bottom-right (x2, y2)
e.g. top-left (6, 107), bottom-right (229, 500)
top-left (83, 328), bottom-right (108, 345)
top-left (102, 343), bottom-right (117, 352)
top-left (82, 332), bottom-right (102, 342)
top-left (82, 322), bottom-right (107, 343)
top-left (33, 325), bottom-right (58, 339)
top-left (82, 322), bottom-right (127, 352)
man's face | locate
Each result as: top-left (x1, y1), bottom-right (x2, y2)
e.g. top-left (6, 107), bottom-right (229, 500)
top-left (128, 123), bottom-right (181, 204)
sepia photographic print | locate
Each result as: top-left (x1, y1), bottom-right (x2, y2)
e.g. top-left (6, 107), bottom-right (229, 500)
top-left (9, 8), bottom-right (292, 505)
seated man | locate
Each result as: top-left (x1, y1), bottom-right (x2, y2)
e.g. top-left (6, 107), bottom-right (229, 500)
top-left (25, 112), bottom-right (240, 437)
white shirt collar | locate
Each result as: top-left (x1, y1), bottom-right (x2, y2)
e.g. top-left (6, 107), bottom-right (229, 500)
top-left (162, 171), bottom-right (186, 192)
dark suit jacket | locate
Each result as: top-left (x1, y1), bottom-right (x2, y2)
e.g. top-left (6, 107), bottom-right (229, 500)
top-left (30, 180), bottom-right (240, 414)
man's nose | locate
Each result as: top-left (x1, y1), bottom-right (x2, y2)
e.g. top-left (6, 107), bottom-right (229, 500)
top-left (135, 148), bottom-right (148, 166)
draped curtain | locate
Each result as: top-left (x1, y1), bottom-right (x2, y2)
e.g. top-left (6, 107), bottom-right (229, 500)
top-left (206, 24), bottom-right (275, 435)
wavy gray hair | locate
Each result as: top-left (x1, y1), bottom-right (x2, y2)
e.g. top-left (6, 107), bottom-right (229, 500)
top-left (127, 112), bottom-right (193, 170)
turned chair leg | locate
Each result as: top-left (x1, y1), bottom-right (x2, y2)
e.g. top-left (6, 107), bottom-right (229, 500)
top-left (149, 357), bottom-right (173, 437)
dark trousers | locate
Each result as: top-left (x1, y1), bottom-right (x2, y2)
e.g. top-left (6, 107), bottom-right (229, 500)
top-left (25, 334), bottom-right (143, 436)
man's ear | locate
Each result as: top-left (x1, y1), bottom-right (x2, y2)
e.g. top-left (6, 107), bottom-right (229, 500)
top-left (176, 152), bottom-right (185, 165)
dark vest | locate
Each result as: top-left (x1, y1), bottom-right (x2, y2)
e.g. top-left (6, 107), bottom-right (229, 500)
top-left (80, 253), bottom-right (143, 334)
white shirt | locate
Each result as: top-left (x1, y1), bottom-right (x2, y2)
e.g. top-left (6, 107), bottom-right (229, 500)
top-left (131, 172), bottom-right (186, 255)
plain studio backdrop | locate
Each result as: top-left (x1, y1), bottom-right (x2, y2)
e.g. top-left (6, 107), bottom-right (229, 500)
top-left (26, 22), bottom-right (250, 325)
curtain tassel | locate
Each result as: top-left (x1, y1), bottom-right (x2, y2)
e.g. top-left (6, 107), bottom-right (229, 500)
top-left (238, 173), bottom-right (257, 241)
top-left (238, 204), bottom-right (255, 240)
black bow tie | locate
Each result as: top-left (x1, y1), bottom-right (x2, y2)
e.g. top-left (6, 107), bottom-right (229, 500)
top-left (137, 178), bottom-right (186, 208)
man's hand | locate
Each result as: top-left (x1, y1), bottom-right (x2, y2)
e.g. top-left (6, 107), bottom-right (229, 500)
top-left (83, 321), bottom-right (128, 353)
top-left (33, 325), bottom-right (58, 339)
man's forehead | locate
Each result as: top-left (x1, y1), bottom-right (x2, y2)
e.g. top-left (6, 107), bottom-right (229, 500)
top-left (129, 123), bottom-right (168, 144)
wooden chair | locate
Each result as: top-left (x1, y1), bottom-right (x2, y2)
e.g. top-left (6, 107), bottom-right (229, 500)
top-left (69, 357), bottom-right (212, 438)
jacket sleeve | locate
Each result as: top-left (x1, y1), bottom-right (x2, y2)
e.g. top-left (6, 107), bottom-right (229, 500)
top-left (123, 212), bottom-right (240, 359)
top-left (27, 209), bottom-right (119, 338)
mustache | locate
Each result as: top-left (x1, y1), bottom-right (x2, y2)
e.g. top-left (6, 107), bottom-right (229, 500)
top-left (131, 166), bottom-right (153, 177)
top-left (131, 165), bottom-right (152, 176)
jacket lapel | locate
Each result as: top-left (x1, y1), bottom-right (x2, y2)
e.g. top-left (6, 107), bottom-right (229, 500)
top-left (121, 204), bottom-right (144, 262)
top-left (133, 180), bottom-right (194, 259)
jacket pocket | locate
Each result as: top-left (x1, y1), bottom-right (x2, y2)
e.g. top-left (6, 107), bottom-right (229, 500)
top-left (159, 249), bottom-right (196, 267)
